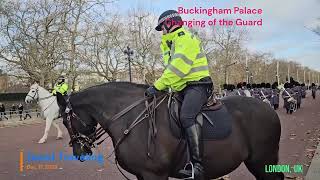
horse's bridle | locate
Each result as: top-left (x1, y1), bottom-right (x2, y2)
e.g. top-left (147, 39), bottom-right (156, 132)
top-left (64, 93), bottom-right (169, 180)
top-left (27, 87), bottom-right (56, 112)
top-left (64, 93), bottom-right (168, 154)
top-left (27, 87), bottom-right (40, 102)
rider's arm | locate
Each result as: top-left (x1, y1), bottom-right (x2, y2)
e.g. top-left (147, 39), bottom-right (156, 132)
top-left (52, 87), bottom-right (57, 95)
top-left (60, 83), bottom-right (69, 94)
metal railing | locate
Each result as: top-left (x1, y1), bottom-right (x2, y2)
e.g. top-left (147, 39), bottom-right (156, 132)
top-left (0, 109), bottom-right (41, 120)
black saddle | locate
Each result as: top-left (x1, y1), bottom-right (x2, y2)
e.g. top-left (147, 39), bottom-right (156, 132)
top-left (169, 94), bottom-right (233, 140)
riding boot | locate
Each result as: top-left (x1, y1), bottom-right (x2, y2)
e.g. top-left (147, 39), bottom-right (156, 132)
top-left (179, 123), bottom-right (204, 180)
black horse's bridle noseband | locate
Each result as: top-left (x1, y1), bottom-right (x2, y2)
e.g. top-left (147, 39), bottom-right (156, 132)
top-left (64, 100), bottom-right (102, 151)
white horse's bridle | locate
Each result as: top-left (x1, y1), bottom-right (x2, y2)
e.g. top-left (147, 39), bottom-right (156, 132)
top-left (27, 87), bottom-right (56, 112)
top-left (27, 87), bottom-right (53, 102)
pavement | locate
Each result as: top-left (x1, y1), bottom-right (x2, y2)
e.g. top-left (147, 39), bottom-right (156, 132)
top-left (306, 140), bottom-right (320, 180)
top-left (0, 91), bottom-right (319, 180)
top-left (0, 117), bottom-right (43, 128)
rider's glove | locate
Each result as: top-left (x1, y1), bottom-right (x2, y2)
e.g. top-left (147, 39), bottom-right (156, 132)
top-left (144, 86), bottom-right (158, 97)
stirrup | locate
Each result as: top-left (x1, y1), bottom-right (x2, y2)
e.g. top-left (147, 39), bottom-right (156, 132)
top-left (181, 162), bottom-right (195, 180)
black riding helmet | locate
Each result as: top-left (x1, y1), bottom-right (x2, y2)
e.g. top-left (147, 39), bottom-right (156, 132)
top-left (155, 10), bottom-right (183, 31)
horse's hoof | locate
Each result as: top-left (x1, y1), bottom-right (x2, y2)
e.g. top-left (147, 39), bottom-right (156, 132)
top-left (56, 136), bottom-right (63, 140)
top-left (38, 139), bottom-right (47, 144)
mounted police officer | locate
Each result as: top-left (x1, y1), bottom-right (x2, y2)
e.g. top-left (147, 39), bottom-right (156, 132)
top-left (52, 76), bottom-right (69, 112)
top-left (144, 10), bottom-right (213, 180)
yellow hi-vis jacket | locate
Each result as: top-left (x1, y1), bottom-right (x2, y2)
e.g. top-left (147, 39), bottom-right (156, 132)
top-left (52, 82), bottom-right (69, 95)
top-left (154, 27), bottom-right (210, 92)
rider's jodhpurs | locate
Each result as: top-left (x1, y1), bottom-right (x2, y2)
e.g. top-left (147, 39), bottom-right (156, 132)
top-left (179, 84), bottom-right (211, 129)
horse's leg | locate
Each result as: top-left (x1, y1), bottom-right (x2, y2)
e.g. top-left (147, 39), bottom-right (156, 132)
top-left (38, 117), bottom-right (53, 144)
top-left (52, 120), bottom-right (63, 140)
top-left (140, 172), bottom-right (168, 180)
top-left (244, 152), bottom-right (284, 180)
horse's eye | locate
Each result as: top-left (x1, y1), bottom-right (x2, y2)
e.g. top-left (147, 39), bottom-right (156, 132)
top-left (31, 90), bottom-right (35, 93)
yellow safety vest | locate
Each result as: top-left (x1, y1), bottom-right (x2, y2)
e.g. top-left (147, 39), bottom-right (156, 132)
top-left (154, 27), bottom-right (210, 92)
top-left (52, 83), bottom-right (69, 95)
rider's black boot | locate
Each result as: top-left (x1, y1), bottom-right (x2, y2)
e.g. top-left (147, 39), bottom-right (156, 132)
top-left (179, 123), bottom-right (204, 180)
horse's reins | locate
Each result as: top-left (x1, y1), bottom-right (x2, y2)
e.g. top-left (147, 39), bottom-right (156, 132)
top-left (95, 94), bottom-right (168, 180)
top-left (90, 97), bottom-right (154, 148)
top-left (64, 93), bottom-right (168, 180)
top-left (102, 94), bottom-right (168, 156)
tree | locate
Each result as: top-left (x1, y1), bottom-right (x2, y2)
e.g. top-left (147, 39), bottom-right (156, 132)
top-left (126, 8), bottom-right (162, 83)
top-left (0, 1), bottom-right (67, 86)
top-left (59, 0), bottom-right (115, 90)
top-left (84, 15), bottom-right (126, 81)
top-left (199, 26), bottom-right (248, 85)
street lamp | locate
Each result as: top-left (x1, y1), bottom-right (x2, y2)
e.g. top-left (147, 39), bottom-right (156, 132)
top-left (124, 46), bottom-right (134, 82)
top-left (245, 67), bottom-right (249, 83)
top-left (245, 55), bottom-right (249, 83)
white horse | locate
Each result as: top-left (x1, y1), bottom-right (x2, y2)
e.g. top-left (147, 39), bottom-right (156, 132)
top-left (25, 83), bottom-right (63, 143)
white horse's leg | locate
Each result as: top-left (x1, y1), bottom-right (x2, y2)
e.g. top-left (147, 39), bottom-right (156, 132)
top-left (38, 117), bottom-right (53, 144)
top-left (52, 120), bottom-right (63, 140)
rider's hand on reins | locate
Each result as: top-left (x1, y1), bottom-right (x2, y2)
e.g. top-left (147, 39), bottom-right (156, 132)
top-left (144, 86), bottom-right (158, 97)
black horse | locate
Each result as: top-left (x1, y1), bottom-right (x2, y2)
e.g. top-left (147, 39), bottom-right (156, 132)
top-left (60, 82), bottom-right (284, 180)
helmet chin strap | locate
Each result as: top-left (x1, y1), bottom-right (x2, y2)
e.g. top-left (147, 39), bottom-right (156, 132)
top-left (163, 20), bottom-right (173, 32)
top-left (163, 24), bottom-right (181, 35)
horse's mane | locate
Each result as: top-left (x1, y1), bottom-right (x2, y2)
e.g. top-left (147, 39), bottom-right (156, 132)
top-left (72, 81), bottom-right (149, 96)
top-left (102, 81), bottom-right (149, 89)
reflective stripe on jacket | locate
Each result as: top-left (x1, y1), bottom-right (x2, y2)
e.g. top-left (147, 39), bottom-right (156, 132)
top-left (154, 27), bottom-right (210, 92)
top-left (52, 83), bottom-right (69, 95)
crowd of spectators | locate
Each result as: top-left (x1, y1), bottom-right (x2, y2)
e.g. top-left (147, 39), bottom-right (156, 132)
top-left (0, 102), bottom-right (40, 121)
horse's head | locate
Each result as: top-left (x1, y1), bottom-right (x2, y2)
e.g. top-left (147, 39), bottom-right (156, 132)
top-left (62, 102), bottom-right (97, 161)
top-left (25, 83), bottom-right (40, 104)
